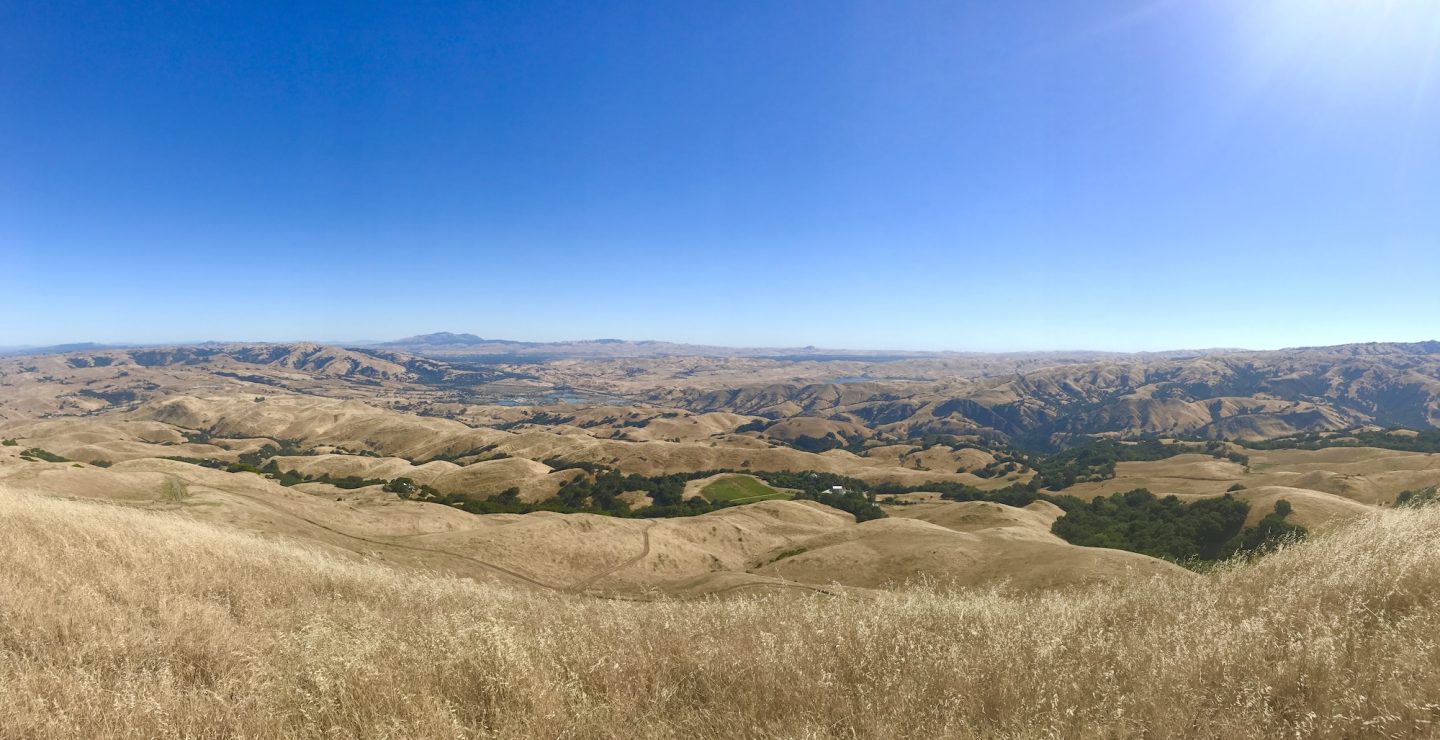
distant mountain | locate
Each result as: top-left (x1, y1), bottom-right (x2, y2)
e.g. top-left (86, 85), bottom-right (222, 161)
top-left (380, 332), bottom-right (517, 348)
top-left (42, 342), bottom-right (509, 386)
top-left (0, 342), bottom-right (136, 357)
top-left (379, 332), bottom-right (963, 360)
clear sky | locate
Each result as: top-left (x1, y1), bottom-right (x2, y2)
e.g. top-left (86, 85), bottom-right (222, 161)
top-left (3, 0), bottom-right (1438, 351)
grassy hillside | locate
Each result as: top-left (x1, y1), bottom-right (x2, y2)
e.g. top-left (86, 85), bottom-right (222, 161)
top-left (2, 489), bottom-right (1439, 737)
top-left (699, 474), bottom-right (792, 503)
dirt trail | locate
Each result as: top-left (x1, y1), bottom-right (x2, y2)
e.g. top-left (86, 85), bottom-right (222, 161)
top-left (204, 487), bottom-right (566, 591)
top-left (568, 521), bottom-right (655, 592)
top-left (181, 481), bottom-right (848, 600)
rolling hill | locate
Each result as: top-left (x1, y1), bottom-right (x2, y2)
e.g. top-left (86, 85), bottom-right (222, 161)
top-left (5, 485), bottom-right (1439, 737)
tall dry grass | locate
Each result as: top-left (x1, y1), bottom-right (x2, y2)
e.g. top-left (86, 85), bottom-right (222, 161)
top-left (2, 490), bottom-right (1439, 738)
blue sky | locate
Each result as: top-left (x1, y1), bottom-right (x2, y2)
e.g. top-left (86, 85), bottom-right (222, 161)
top-left (3, 0), bottom-right (1438, 351)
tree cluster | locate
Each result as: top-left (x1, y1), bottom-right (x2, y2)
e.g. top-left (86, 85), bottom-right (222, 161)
top-left (1050, 489), bottom-right (1302, 563)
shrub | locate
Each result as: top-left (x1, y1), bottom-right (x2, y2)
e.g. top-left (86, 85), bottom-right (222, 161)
top-left (20, 448), bottom-right (69, 463)
top-left (1394, 487), bottom-right (1439, 508)
top-left (383, 478), bottom-right (418, 498)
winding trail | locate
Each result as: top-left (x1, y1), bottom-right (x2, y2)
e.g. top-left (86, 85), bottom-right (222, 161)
top-left (205, 487), bottom-right (567, 591)
top-left (568, 521), bottom-right (656, 593)
top-left (701, 581), bottom-right (841, 598)
top-left (174, 478), bottom-right (848, 601)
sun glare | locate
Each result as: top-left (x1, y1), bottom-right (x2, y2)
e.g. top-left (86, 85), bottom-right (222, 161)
top-left (1240, 0), bottom-right (1440, 91)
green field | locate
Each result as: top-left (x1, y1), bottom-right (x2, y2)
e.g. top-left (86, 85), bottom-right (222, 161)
top-left (701, 475), bottom-right (794, 504)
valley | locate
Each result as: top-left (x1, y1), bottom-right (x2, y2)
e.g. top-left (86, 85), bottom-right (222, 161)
top-left (4, 336), bottom-right (1440, 597)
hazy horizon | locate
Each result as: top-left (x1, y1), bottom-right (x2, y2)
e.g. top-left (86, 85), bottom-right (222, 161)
top-left (6, 329), bottom-right (1440, 357)
top-left (5, 1), bottom-right (1438, 350)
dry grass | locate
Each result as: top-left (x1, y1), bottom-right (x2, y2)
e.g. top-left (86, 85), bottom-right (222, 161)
top-left (3, 489), bottom-right (1440, 738)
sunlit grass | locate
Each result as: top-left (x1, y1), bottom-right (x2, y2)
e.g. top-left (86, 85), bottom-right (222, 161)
top-left (700, 474), bottom-right (792, 503)
top-left (2, 488), bottom-right (1439, 737)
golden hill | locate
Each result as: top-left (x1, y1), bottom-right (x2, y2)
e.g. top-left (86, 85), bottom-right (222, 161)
top-left (1, 391), bottom-right (1012, 490)
top-left (0, 440), bottom-right (1183, 595)
top-left (4, 487), bottom-right (1440, 737)
top-left (7, 340), bottom-right (1440, 451)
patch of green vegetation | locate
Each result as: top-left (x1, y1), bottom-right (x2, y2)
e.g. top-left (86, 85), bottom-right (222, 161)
top-left (424, 445), bottom-right (506, 463)
top-left (272, 470), bottom-right (306, 486)
top-left (77, 388), bottom-right (138, 405)
top-left (1, 438), bottom-right (17, 446)
top-left (493, 412), bottom-right (575, 431)
top-left (162, 455), bottom-right (228, 470)
top-left (256, 460), bottom-right (385, 489)
top-left (1025, 439), bottom-right (1247, 491)
top-left (879, 475), bottom-right (1301, 567)
top-left (1242, 428), bottom-right (1440, 454)
top-left (1236, 499), bottom-right (1304, 556)
top-left (751, 471), bottom-right (884, 521)
top-left (796, 487), bottom-right (883, 520)
top-left (1050, 490), bottom-right (1303, 565)
top-left (775, 431), bottom-right (868, 455)
top-left (701, 475), bottom-right (791, 504)
top-left (735, 419), bottom-right (771, 434)
top-left (309, 473), bottom-right (388, 489)
top-left (235, 439), bottom-right (309, 467)
top-left (540, 457), bottom-right (607, 474)
top-left (553, 470), bottom-right (699, 516)
top-left (427, 485), bottom-right (691, 517)
top-left (729, 491), bottom-right (793, 504)
top-left (1394, 486), bottom-right (1439, 508)
top-left (20, 448), bottom-right (69, 463)
top-left (383, 477), bottom-right (424, 497)
top-left (381, 466), bottom-right (882, 521)
top-left (885, 437), bottom-right (1246, 491)
top-left (876, 478), bottom-right (1044, 507)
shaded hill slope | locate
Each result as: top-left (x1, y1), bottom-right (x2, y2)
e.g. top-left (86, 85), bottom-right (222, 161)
top-left (659, 342), bottom-right (1440, 445)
